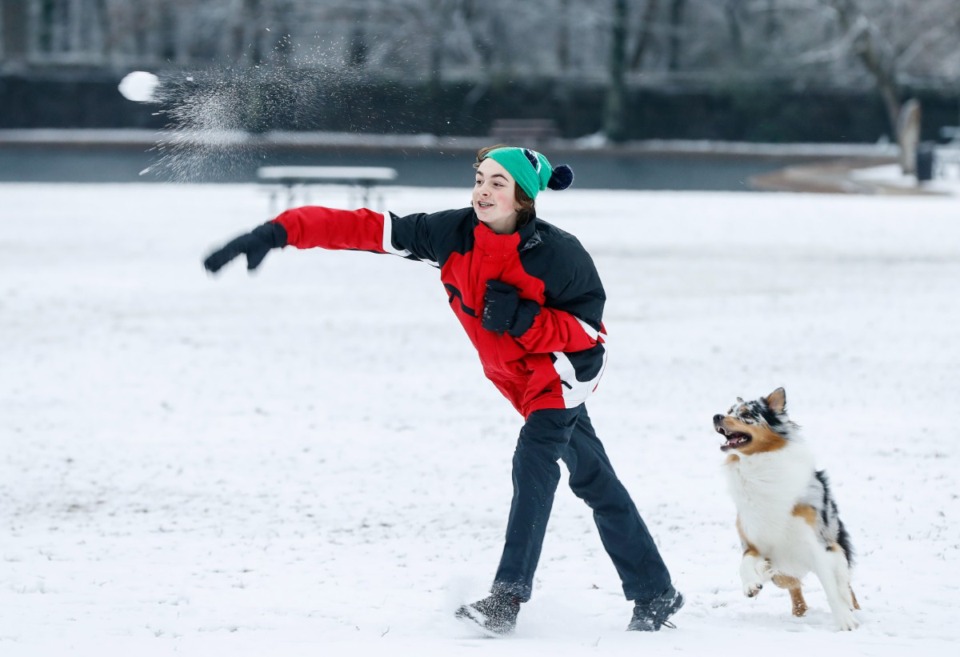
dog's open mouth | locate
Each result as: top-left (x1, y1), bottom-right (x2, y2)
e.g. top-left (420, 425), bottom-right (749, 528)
top-left (715, 425), bottom-right (752, 451)
top-left (721, 432), bottom-right (751, 451)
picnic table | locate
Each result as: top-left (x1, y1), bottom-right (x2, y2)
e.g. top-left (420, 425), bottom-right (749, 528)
top-left (257, 165), bottom-right (398, 211)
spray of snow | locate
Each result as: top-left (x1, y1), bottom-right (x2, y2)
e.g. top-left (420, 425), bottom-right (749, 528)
top-left (149, 71), bottom-right (255, 182)
top-left (134, 40), bottom-right (365, 182)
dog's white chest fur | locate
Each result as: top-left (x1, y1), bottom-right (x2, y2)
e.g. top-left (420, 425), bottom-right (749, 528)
top-left (724, 443), bottom-right (817, 573)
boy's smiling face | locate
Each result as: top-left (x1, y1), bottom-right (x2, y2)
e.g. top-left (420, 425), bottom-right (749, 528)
top-left (473, 158), bottom-right (520, 234)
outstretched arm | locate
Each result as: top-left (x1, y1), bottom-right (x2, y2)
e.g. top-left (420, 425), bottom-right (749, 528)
top-left (203, 206), bottom-right (443, 274)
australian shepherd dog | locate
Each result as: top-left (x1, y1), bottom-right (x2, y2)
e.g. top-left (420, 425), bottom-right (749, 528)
top-left (712, 388), bottom-right (860, 631)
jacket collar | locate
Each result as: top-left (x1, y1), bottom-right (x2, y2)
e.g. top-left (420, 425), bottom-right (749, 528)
top-left (471, 212), bottom-right (542, 253)
top-left (517, 216), bottom-right (542, 252)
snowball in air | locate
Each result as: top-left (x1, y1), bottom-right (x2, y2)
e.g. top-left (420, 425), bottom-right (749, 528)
top-left (119, 71), bottom-right (160, 102)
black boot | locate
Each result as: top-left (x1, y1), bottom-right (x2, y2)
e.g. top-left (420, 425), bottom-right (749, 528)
top-left (627, 585), bottom-right (684, 631)
top-left (455, 593), bottom-right (522, 635)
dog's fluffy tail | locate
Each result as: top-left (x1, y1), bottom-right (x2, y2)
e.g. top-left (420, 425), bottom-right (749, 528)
top-left (815, 470), bottom-right (854, 567)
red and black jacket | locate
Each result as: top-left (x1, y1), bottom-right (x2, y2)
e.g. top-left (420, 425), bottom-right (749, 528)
top-left (273, 206), bottom-right (607, 418)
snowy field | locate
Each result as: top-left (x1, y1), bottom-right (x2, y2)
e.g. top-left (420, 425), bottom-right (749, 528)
top-left (2, 182), bottom-right (959, 656)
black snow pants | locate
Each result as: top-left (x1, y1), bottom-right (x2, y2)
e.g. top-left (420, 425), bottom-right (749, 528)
top-left (491, 404), bottom-right (672, 603)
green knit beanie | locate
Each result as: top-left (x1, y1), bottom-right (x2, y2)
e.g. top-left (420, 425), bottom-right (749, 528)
top-left (485, 147), bottom-right (574, 200)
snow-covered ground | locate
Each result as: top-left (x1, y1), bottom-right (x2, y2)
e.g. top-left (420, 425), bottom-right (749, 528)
top-left (2, 182), bottom-right (958, 656)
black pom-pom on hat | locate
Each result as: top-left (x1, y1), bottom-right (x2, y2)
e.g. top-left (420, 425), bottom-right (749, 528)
top-left (547, 164), bottom-right (574, 191)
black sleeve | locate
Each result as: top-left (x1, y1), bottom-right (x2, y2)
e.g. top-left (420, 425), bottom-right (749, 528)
top-left (387, 207), bottom-right (473, 268)
top-left (524, 227), bottom-right (606, 332)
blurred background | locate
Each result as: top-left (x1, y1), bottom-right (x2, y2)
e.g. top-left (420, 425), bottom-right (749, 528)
top-left (2, 0), bottom-right (959, 188)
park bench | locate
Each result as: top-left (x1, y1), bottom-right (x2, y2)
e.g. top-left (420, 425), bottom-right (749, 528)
top-left (257, 165), bottom-right (398, 211)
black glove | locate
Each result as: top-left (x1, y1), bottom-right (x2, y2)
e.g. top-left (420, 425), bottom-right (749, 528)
top-left (482, 280), bottom-right (540, 337)
top-left (203, 222), bottom-right (288, 273)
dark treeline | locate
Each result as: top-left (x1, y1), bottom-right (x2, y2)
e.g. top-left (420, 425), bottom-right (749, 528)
top-left (2, 0), bottom-right (959, 142)
top-left (3, 72), bottom-right (959, 144)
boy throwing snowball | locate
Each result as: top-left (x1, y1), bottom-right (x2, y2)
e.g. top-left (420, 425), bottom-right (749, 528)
top-left (203, 145), bottom-right (683, 635)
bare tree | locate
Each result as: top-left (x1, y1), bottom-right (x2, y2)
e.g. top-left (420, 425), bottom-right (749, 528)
top-left (628, 0), bottom-right (659, 71)
top-left (667, 0), bottom-right (686, 71)
top-left (794, 0), bottom-right (960, 137)
top-left (1, 0), bottom-right (30, 63)
top-left (725, 0), bottom-right (745, 63)
top-left (604, 0), bottom-right (629, 141)
top-left (823, 0), bottom-right (902, 136)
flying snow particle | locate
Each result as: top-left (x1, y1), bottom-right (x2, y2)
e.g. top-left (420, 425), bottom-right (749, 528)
top-left (119, 71), bottom-right (160, 103)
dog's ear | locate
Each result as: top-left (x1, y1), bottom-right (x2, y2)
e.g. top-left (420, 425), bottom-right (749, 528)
top-left (765, 387), bottom-right (787, 414)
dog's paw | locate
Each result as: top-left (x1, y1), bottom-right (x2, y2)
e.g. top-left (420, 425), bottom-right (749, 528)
top-left (740, 556), bottom-right (771, 598)
top-left (834, 609), bottom-right (859, 631)
top-left (743, 583), bottom-right (763, 598)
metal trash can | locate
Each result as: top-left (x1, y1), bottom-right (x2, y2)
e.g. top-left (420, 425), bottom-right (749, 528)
top-left (916, 142), bottom-right (935, 182)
